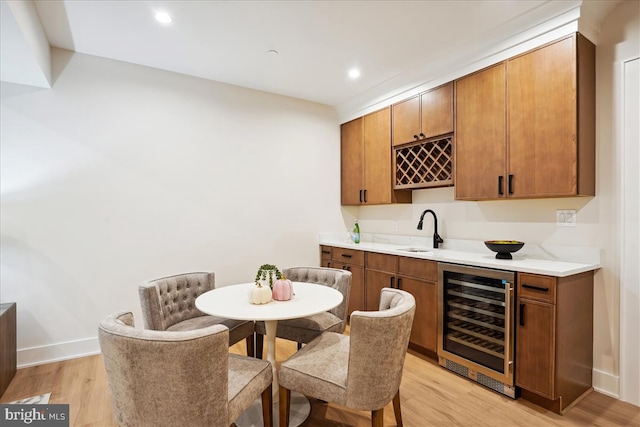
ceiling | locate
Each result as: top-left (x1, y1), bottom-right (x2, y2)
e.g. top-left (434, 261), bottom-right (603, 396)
top-left (1, 1), bottom-right (621, 113)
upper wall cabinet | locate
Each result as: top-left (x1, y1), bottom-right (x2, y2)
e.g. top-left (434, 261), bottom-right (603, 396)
top-left (392, 82), bottom-right (453, 146)
top-left (341, 107), bottom-right (412, 205)
top-left (455, 33), bottom-right (595, 200)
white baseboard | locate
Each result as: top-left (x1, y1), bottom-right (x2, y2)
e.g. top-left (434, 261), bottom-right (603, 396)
top-left (17, 336), bottom-right (101, 368)
top-left (593, 368), bottom-right (620, 399)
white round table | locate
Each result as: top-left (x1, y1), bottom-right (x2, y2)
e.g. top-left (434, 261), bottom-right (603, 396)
top-left (195, 281), bottom-right (343, 427)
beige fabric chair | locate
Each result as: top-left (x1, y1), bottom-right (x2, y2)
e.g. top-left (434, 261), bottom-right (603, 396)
top-left (138, 272), bottom-right (256, 356)
top-left (254, 267), bottom-right (352, 356)
top-left (278, 287), bottom-right (416, 427)
top-left (99, 311), bottom-right (273, 427)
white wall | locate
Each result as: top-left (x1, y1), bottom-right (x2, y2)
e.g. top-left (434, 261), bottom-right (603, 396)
top-left (597, 0), bottom-right (639, 406)
top-left (0, 48), bottom-right (345, 365)
top-left (348, 1), bottom-right (639, 401)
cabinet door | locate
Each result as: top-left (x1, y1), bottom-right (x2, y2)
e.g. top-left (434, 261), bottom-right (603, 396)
top-left (421, 82), bottom-right (453, 139)
top-left (341, 117), bottom-right (364, 205)
top-left (365, 269), bottom-right (394, 311)
top-left (508, 36), bottom-right (577, 197)
top-left (455, 63), bottom-right (507, 200)
top-left (363, 108), bottom-right (393, 205)
top-left (392, 95), bottom-right (421, 146)
top-left (516, 299), bottom-right (556, 398)
top-left (399, 276), bottom-right (437, 353)
top-left (342, 264), bottom-right (364, 315)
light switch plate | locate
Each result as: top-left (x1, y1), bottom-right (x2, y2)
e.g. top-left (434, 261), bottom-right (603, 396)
top-left (556, 209), bottom-right (577, 227)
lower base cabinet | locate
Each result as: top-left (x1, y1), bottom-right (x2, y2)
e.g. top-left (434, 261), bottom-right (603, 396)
top-left (320, 244), bottom-right (596, 413)
top-left (364, 252), bottom-right (438, 355)
top-left (516, 271), bottom-right (594, 414)
top-left (320, 245), bottom-right (365, 316)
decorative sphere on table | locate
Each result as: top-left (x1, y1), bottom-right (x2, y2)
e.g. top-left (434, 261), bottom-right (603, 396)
top-left (250, 283), bottom-right (272, 305)
top-left (272, 275), bottom-right (294, 301)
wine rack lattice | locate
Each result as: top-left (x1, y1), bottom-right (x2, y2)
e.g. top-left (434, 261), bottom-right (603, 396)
top-left (395, 135), bottom-right (453, 189)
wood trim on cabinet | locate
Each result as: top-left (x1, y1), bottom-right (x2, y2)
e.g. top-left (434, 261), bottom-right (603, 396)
top-left (365, 252), bottom-right (397, 272)
top-left (397, 257), bottom-right (437, 281)
top-left (577, 33), bottom-right (596, 196)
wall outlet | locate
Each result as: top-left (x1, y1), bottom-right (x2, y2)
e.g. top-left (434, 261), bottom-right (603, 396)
top-left (391, 221), bottom-right (398, 232)
top-left (556, 209), bottom-right (577, 227)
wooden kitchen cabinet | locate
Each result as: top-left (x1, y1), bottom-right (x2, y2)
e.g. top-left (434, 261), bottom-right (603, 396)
top-left (365, 252), bottom-right (438, 355)
top-left (516, 271), bottom-right (594, 414)
top-left (454, 62), bottom-right (507, 200)
top-left (392, 82), bottom-right (453, 146)
top-left (455, 33), bottom-right (595, 200)
top-left (321, 246), bottom-right (365, 316)
top-left (320, 245), bottom-right (332, 267)
top-left (397, 257), bottom-right (438, 353)
top-left (341, 108), bottom-right (411, 206)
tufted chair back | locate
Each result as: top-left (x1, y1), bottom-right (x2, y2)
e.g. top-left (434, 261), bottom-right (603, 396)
top-left (283, 267), bottom-right (351, 330)
top-left (254, 266), bottom-right (352, 357)
top-left (99, 311), bottom-right (273, 427)
top-left (138, 272), bottom-right (214, 331)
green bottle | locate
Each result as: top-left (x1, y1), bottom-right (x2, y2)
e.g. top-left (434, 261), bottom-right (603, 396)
top-left (353, 220), bottom-right (360, 244)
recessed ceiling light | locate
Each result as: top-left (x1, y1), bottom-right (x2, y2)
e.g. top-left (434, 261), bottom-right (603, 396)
top-left (348, 68), bottom-right (361, 79)
top-left (155, 12), bottom-right (172, 24)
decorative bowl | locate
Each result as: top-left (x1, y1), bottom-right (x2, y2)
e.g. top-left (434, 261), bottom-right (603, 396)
top-left (484, 240), bottom-right (525, 259)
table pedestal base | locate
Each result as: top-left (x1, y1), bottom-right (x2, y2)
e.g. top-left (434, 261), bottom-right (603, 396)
top-left (235, 391), bottom-right (310, 427)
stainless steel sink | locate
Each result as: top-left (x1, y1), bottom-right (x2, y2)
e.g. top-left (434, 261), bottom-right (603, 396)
top-left (397, 247), bottom-right (431, 253)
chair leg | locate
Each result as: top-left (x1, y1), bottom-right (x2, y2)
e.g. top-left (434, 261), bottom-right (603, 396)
top-left (246, 335), bottom-right (255, 358)
top-left (371, 408), bottom-right (384, 427)
top-left (279, 386), bottom-right (291, 427)
top-left (296, 342), bottom-right (302, 350)
top-left (255, 333), bottom-right (264, 359)
top-left (392, 390), bottom-right (403, 427)
top-left (261, 384), bottom-right (273, 427)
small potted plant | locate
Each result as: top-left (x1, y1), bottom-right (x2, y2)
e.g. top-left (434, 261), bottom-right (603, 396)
top-left (255, 264), bottom-right (282, 289)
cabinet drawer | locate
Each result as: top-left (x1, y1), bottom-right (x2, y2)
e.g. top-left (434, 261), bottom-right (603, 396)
top-left (365, 252), bottom-right (397, 272)
top-left (518, 273), bottom-right (556, 303)
top-left (331, 247), bottom-right (364, 266)
top-left (320, 245), bottom-right (332, 260)
top-left (398, 257), bottom-right (437, 281)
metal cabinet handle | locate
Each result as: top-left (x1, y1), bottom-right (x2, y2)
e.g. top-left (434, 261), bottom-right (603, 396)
top-left (419, 133), bottom-right (425, 138)
top-left (397, 277), bottom-right (402, 290)
top-left (519, 303), bottom-right (525, 326)
top-left (341, 254), bottom-right (352, 258)
top-left (498, 176), bottom-right (504, 195)
top-left (413, 134), bottom-right (419, 140)
top-left (359, 189), bottom-right (363, 203)
top-left (508, 174), bottom-right (514, 194)
top-left (363, 189), bottom-right (367, 203)
top-left (390, 277), bottom-right (395, 288)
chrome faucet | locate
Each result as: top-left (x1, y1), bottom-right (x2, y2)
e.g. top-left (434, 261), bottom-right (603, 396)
top-left (417, 209), bottom-right (444, 249)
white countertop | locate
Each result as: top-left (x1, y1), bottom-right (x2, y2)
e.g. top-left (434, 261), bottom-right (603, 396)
top-left (319, 233), bottom-right (601, 277)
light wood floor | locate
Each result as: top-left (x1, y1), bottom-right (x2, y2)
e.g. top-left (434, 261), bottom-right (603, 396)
top-left (1, 336), bottom-right (638, 427)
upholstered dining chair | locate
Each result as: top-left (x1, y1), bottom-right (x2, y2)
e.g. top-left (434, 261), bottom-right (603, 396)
top-left (138, 271), bottom-right (257, 357)
top-left (254, 267), bottom-right (352, 357)
top-left (277, 287), bottom-right (416, 427)
top-left (98, 311), bottom-right (273, 427)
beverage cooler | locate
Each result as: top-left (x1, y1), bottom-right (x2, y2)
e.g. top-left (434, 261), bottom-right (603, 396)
top-left (437, 263), bottom-right (516, 398)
